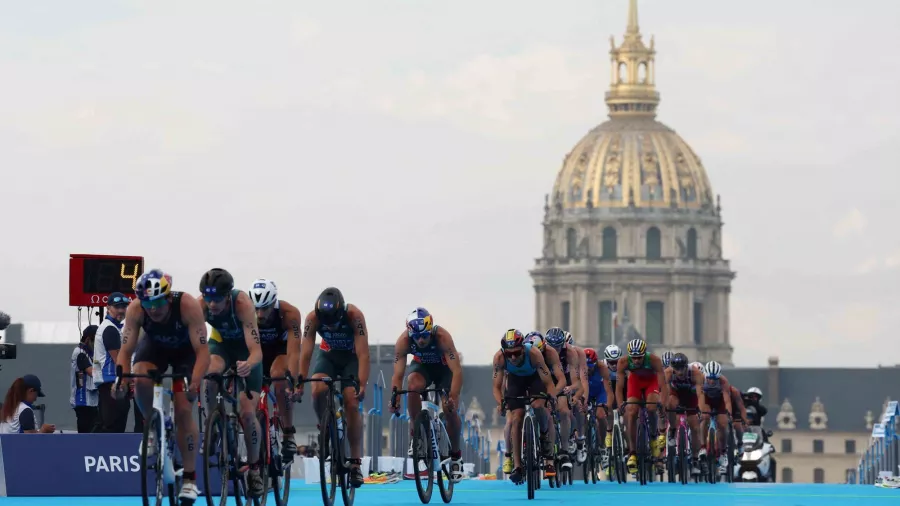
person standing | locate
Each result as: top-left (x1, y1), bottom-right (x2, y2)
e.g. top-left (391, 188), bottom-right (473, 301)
top-left (71, 325), bottom-right (99, 433)
top-left (92, 293), bottom-right (132, 432)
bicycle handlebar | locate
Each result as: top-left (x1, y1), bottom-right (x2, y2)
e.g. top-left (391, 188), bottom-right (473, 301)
top-left (204, 370), bottom-right (253, 399)
top-left (297, 375), bottom-right (360, 394)
top-left (262, 373), bottom-right (294, 387)
top-left (500, 393), bottom-right (553, 417)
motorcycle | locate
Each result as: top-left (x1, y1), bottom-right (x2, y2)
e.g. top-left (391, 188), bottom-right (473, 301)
top-left (734, 424), bottom-right (775, 482)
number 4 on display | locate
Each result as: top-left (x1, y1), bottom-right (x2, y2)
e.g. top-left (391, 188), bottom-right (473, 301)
top-left (121, 263), bottom-right (140, 290)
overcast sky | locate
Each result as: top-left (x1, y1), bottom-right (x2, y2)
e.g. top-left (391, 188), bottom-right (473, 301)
top-left (1, 0), bottom-right (899, 368)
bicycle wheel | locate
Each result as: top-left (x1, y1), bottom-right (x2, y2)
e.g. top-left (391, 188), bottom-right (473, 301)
top-left (706, 427), bottom-right (717, 484)
top-left (203, 408), bottom-right (230, 506)
top-left (270, 418), bottom-right (290, 506)
top-left (413, 410), bottom-right (435, 504)
top-left (582, 418), bottom-right (592, 484)
top-left (678, 426), bottom-right (689, 485)
top-left (318, 410), bottom-right (338, 506)
top-left (435, 420), bottom-right (454, 504)
top-left (140, 410), bottom-right (171, 506)
top-left (229, 418), bottom-right (247, 506)
top-left (255, 411), bottom-right (270, 506)
top-left (636, 421), bottom-right (647, 485)
top-left (523, 415), bottom-right (536, 500)
top-left (337, 415), bottom-right (355, 506)
top-left (611, 423), bottom-right (625, 484)
top-left (725, 423), bottom-right (735, 483)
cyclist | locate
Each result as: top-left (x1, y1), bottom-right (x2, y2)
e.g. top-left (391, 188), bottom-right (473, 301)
top-left (297, 287), bottom-right (371, 488)
top-left (583, 348), bottom-right (613, 468)
top-left (491, 329), bottom-right (557, 485)
top-left (696, 361), bottom-right (734, 475)
top-left (615, 339), bottom-right (668, 475)
top-left (199, 268), bottom-right (266, 497)
top-left (565, 332), bottom-right (590, 465)
top-left (501, 331), bottom-right (565, 477)
top-left (115, 269), bottom-right (211, 504)
top-left (543, 328), bottom-right (583, 470)
top-left (664, 353), bottom-right (701, 475)
top-left (248, 278), bottom-right (304, 460)
top-left (729, 384), bottom-right (749, 449)
top-left (389, 307), bottom-right (465, 482)
top-left (602, 344), bottom-right (622, 458)
top-left (742, 387), bottom-right (768, 427)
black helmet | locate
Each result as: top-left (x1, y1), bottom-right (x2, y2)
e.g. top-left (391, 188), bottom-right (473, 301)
top-left (199, 268), bottom-right (234, 297)
top-left (671, 353), bottom-right (689, 369)
top-left (315, 287), bottom-right (346, 326)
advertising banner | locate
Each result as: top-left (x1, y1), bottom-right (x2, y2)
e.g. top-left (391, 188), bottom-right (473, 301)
top-left (0, 433), bottom-right (225, 497)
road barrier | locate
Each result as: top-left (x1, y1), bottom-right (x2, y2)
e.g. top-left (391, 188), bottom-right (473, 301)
top-left (855, 401), bottom-right (899, 484)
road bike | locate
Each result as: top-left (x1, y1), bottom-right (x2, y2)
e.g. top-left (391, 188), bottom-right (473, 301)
top-left (582, 400), bottom-right (606, 484)
top-left (299, 375), bottom-right (359, 506)
top-left (547, 392), bottom-right (573, 487)
top-left (392, 386), bottom-right (455, 504)
top-left (258, 375), bottom-right (293, 506)
top-left (203, 371), bottom-right (258, 506)
top-left (502, 393), bottom-right (551, 500)
top-left (620, 392), bottom-right (661, 486)
top-left (116, 367), bottom-right (185, 506)
top-left (608, 401), bottom-right (628, 483)
top-left (701, 409), bottom-right (735, 484)
top-left (666, 406), bottom-right (699, 485)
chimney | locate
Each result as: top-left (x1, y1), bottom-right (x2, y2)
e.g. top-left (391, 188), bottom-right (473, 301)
top-left (767, 356), bottom-right (780, 413)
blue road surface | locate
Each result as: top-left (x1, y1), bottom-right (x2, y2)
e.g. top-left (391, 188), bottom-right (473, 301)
top-left (0, 480), bottom-right (896, 506)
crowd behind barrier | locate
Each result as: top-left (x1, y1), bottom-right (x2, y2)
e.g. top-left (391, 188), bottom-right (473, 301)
top-left (854, 401), bottom-right (900, 484)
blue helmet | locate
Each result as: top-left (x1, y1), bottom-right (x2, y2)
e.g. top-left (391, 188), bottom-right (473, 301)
top-left (135, 269), bottom-right (172, 301)
top-left (545, 327), bottom-right (566, 350)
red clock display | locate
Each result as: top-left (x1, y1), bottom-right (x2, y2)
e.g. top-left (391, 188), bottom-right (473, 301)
top-left (69, 254), bottom-right (145, 307)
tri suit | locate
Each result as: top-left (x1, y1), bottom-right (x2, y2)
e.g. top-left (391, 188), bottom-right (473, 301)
top-left (625, 353), bottom-right (659, 399)
top-left (701, 379), bottom-right (729, 415)
top-left (207, 289), bottom-right (264, 393)
top-left (257, 301), bottom-right (288, 374)
top-left (670, 368), bottom-right (699, 409)
top-left (311, 309), bottom-right (359, 381)
top-left (133, 291), bottom-right (196, 384)
top-left (586, 365), bottom-right (606, 405)
top-left (504, 343), bottom-right (547, 410)
top-left (407, 326), bottom-right (451, 390)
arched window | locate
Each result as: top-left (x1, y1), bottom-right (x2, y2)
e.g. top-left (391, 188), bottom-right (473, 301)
top-left (566, 228), bottom-right (577, 258)
top-left (686, 228), bottom-right (698, 259)
top-left (782, 467), bottom-right (793, 483)
top-left (638, 62), bottom-right (648, 84)
top-left (814, 468), bottom-right (825, 484)
top-left (602, 227), bottom-right (618, 259)
top-left (646, 227), bottom-right (661, 260)
top-left (618, 62), bottom-right (627, 83)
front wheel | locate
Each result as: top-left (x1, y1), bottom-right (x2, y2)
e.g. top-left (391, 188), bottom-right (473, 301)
top-left (203, 408), bottom-right (230, 506)
top-left (413, 410), bottom-right (435, 504)
top-left (318, 410), bottom-right (338, 506)
top-left (435, 420), bottom-right (454, 504)
top-left (523, 415), bottom-right (536, 500)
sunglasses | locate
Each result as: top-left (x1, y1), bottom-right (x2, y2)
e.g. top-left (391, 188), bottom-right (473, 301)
top-left (141, 298), bottom-right (168, 310)
top-left (203, 294), bottom-right (226, 303)
top-left (109, 296), bottom-right (130, 306)
top-left (503, 349), bottom-right (524, 358)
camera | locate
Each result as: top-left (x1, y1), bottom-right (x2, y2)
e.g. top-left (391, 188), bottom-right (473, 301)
top-left (0, 343), bottom-right (16, 360)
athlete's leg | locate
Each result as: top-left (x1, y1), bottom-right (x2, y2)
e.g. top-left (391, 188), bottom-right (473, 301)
top-left (437, 367), bottom-right (461, 455)
top-left (269, 353), bottom-right (297, 456)
top-left (405, 366), bottom-right (428, 448)
top-left (204, 342), bottom-right (228, 407)
top-left (509, 408), bottom-right (525, 469)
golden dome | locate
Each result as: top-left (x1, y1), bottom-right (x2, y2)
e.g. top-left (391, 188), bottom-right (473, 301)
top-left (551, 0), bottom-right (715, 211)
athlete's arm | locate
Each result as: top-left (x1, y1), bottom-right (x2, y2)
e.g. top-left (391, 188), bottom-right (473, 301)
top-left (181, 293), bottom-right (211, 394)
top-left (438, 328), bottom-right (464, 405)
top-left (602, 364), bottom-right (615, 405)
top-left (664, 367), bottom-right (673, 388)
top-left (491, 352), bottom-right (505, 407)
top-left (721, 376), bottom-right (733, 416)
top-left (281, 302), bottom-right (304, 380)
top-left (391, 333), bottom-right (410, 396)
top-left (695, 368), bottom-right (708, 412)
top-left (298, 311), bottom-right (317, 380)
top-left (651, 354), bottom-right (669, 400)
top-left (533, 348), bottom-right (557, 397)
top-left (546, 346), bottom-right (564, 385)
top-left (116, 300), bottom-right (144, 376)
top-left (564, 347), bottom-right (581, 395)
top-left (734, 387), bottom-right (748, 422)
top-left (350, 305), bottom-right (371, 396)
top-left (578, 348), bottom-right (589, 399)
top-left (615, 357), bottom-right (628, 406)
top-left (235, 291), bottom-right (263, 368)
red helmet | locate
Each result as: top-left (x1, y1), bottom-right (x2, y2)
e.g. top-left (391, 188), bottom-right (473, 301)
top-left (585, 348), bottom-right (599, 365)
top-left (500, 329), bottom-right (525, 350)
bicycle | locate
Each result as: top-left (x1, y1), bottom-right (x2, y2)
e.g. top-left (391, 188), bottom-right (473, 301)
top-left (608, 400), bottom-right (627, 484)
top-left (700, 409), bottom-right (735, 484)
top-left (501, 393), bottom-right (551, 501)
top-left (116, 367), bottom-right (185, 506)
top-left (299, 375), bottom-right (359, 506)
top-left (619, 393), bottom-right (661, 486)
top-left (392, 386), bottom-right (455, 504)
top-left (203, 371), bottom-right (259, 506)
top-left (666, 406), bottom-right (699, 485)
top-left (547, 391), bottom-right (573, 488)
top-left (582, 400), bottom-right (606, 485)
top-left (258, 375), bottom-right (293, 506)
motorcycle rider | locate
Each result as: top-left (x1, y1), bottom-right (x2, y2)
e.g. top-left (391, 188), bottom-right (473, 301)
top-left (741, 387), bottom-right (768, 426)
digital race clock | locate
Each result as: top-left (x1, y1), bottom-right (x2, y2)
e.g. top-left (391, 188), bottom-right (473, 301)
top-left (68, 254), bottom-right (145, 307)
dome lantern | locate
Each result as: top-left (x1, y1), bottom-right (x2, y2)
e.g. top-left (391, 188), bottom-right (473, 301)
top-left (606, 0), bottom-right (660, 119)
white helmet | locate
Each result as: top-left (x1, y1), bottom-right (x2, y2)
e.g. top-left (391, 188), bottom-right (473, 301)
top-left (746, 387), bottom-right (763, 399)
top-left (248, 278), bottom-right (278, 308)
top-left (604, 344), bottom-right (621, 361)
top-left (690, 361), bottom-right (703, 370)
top-left (703, 361), bottom-right (722, 379)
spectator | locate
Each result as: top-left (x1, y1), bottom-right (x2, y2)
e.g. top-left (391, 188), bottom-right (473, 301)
top-left (0, 375), bottom-right (55, 434)
top-left (92, 293), bottom-right (132, 433)
top-left (0, 310), bottom-right (10, 330)
top-left (71, 325), bottom-right (99, 433)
